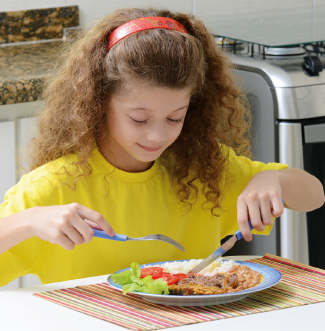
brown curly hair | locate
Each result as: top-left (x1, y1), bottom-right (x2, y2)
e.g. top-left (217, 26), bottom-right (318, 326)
top-left (25, 7), bottom-right (251, 215)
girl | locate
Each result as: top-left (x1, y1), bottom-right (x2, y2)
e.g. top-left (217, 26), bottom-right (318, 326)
top-left (0, 8), bottom-right (323, 287)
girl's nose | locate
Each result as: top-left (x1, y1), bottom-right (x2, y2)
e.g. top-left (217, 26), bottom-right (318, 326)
top-left (145, 124), bottom-right (166, 143)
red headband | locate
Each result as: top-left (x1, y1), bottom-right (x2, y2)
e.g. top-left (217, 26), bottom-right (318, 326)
top-left (107, 16), bottom-right (189, 51)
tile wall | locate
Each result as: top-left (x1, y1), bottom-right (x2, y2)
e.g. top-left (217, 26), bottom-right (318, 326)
top-left (1, 0), bottom-right (321, 29)
top-left (0, 0), bottom-right (192, 28)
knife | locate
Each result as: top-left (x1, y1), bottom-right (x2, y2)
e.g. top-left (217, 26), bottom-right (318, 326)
top-left (188, 220), bottom-right (254, 275)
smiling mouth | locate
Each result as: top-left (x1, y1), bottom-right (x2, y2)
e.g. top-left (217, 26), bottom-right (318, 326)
top-left (138, 144), bottom-right (162, 152)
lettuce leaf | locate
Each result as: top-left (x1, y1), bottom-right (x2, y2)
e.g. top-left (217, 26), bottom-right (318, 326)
top-left (111, 269), bottom-right (132, 285)
top-left (112, 262), bottom-right (169, 295)
top-left (131, 262), bottom-right (141, 278)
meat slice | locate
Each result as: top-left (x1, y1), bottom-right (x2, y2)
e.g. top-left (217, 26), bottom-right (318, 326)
top-left (178, 273), bottom-right (239, 289)
top-left (168, 284), bottom-right (225, 295)
top-left (214, 274), bottom-right (227, 287)
top-left (227, 274), bottom-right (239, 288)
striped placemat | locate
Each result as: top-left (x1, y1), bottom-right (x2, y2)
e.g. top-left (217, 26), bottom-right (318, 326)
top-left (33, 254), bottom-right (325, 330)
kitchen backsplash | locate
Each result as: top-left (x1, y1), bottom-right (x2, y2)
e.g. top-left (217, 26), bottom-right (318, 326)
top-left (0, 6), bottom-right (79, 44)
top-left (0, 0), bottom-right (317, 29)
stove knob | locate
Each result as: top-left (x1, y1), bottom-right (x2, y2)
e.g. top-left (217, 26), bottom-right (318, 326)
top-left (303, 56), bottom-right (323, 76)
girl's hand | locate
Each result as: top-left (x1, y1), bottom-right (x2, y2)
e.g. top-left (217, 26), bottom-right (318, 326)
top-left (27, 203), bottom-right (115, 250)
top-left (237, 170), bottom-right (284, 241)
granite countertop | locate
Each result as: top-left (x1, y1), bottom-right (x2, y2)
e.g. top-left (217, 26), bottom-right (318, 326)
top-left (0, 41), bottom-right (63, 105)
top-left (0, 6), bottom-right (78, 105)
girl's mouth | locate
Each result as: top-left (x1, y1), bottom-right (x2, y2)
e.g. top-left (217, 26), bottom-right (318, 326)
top-left (138, 144), bottom-right (162, 152)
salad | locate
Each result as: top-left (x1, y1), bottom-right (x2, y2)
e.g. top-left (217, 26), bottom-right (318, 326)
top-left (111, 262), bottom-right (187, 295)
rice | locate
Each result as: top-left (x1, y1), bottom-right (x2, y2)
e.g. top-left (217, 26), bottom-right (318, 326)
top-left (148, 259), bottom-right (239, 276)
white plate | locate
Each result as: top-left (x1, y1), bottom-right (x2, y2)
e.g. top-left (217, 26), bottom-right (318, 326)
top-left (107, 259), bottom-right (282, 306)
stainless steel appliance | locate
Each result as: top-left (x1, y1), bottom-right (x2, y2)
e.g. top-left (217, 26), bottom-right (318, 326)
top-left (207, 6), bottom-right (325, 268)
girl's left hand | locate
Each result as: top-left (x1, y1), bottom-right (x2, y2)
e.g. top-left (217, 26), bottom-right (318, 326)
top-left (237, 170), bottom-right (284, 241)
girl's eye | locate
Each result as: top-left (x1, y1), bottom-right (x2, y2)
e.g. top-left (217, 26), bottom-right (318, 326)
top-left (168, 117), bottom-right (185, 124)
top-left (130, 116), bottom-right (185, 125)
top-left (131, 118), bottom-right (148, 125)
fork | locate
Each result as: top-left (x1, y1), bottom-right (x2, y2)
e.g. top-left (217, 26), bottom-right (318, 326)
top-left (93, 229), bottom-right (185, 252)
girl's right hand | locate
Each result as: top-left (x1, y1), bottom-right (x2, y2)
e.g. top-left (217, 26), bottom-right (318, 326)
top-left (27, 203), bottom-right (115, 250)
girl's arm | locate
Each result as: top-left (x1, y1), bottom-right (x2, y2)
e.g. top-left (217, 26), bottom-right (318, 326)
top-left (0, 210), bottom-right (33, 255)
top-left (277, 168), bottom-right (325, 211)
top-left (237, 168), bottom-right (325, 241)
top-left (0, 203), bottom-right (115, 255)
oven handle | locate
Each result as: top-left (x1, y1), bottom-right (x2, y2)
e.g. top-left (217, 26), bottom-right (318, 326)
top-left (304, 123), bottom-right (325, 144)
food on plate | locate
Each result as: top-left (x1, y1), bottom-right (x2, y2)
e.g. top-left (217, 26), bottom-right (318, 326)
top-left (111, 262), bottom-right (169, 295)
top-left (156, 258), bottom-right (233, 275)
top-left (111, 259), bottom-right (262, 296)
top-left (140, 267), bottom-right (163, 279)
top-left (169, 265), bottom-right (261, 295)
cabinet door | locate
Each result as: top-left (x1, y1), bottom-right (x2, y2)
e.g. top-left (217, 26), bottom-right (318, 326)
top-left (0, 121), bottom-right (19, 291)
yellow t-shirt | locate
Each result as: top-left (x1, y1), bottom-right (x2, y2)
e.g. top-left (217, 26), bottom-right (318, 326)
top-left (0, 146), bottom-right (287, 287)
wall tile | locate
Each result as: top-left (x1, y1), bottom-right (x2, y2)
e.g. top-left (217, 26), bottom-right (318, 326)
top-left (0, 0), bottom-right (193, 28)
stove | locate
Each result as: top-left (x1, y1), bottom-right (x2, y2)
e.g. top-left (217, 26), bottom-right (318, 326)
top-left (210, 6), bottom-right (325, 268)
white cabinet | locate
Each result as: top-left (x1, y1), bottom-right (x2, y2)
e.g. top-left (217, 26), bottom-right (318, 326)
top-left (0, 121), bottom-right (19, 291)
top-left (18, 117), bottom-right (42, 288)
top-left (17, 116), bottom-right (38, 174)
top-left (0, 102), bottom-right (42, 290)
top-left (0, 121), bottom-right (16, 203)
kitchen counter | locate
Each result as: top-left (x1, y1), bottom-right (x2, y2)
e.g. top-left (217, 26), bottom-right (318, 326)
top-left (0, 5), bottom-right (78, 105)
top-left (1, 256), bottom-right (323, 331)
top-left (0, 40), bottom-right (63, 105)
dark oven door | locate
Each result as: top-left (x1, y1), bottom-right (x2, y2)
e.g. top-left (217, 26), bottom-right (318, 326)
top-left (302, 117), bottom-right (325, 269)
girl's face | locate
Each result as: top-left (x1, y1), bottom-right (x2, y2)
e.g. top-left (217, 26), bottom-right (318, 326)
top-left (101, 84), bottom-right (191, 172)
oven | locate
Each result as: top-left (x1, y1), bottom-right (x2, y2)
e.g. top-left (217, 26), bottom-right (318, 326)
top-left (277, 111), bottom-right (325, 269)
top-left (212, 28), bottom-right (325, 268)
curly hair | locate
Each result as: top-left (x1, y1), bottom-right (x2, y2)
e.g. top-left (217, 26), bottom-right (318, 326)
top-left (25, 7), bottom-right (251, 216)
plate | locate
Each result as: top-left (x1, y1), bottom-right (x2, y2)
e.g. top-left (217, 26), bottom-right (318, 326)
top-left (107, 260), bottom-right (282, 306)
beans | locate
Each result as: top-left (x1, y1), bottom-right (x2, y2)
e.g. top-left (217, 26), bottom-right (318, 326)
top-left (224, 266), bottom-right (262, 293)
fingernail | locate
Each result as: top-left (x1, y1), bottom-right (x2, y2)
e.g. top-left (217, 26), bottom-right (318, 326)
top-left (110, 230), bottom-right (115, 237)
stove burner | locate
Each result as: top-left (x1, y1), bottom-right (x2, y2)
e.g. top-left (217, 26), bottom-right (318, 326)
top-left (215, 37), bottom-right (246, 52)
top-left (303, 44), bottom-right (325, 55)
top-left (215, 37), bottom-right (325, 60)
top-left (264, 46), bottom-right (307, 56)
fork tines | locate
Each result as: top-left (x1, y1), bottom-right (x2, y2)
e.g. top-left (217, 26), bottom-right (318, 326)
top-left (157, 235), bottom-right (185, 252)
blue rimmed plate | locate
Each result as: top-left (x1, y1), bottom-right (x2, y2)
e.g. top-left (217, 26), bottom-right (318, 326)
top-left (107, 259), bottom-right (282, 306)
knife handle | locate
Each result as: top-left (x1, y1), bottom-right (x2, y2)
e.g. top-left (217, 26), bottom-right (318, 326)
top-left (235, 220), bottom-right (254, 240)
top-left (93, 229), bottom-right (127, 241)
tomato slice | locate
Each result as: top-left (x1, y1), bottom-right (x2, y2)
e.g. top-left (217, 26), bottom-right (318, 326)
top-left (162, 272), bottom-right (185, 285)
top-left (140, 267), bottom-right (163, 279)
top-left (141, 270), bottom-right (189, 284)
top-left (175, 273), bottom-right (187, 281)
top-left (162, 272), bottom-right (171, 281)
top-left (166, 275), bottom-right (179, 285)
